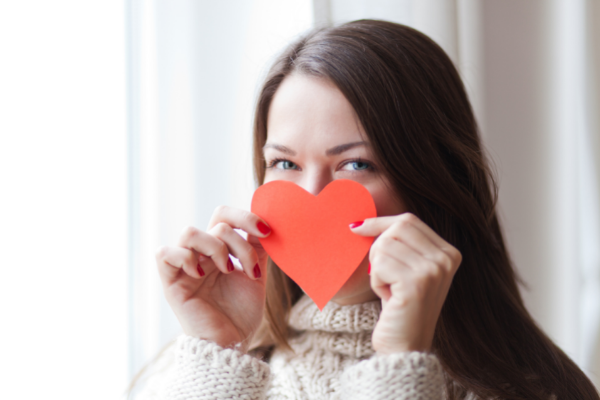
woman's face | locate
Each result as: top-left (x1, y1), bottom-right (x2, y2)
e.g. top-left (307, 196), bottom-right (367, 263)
top-left (263, 73), bottom-right (408, 306)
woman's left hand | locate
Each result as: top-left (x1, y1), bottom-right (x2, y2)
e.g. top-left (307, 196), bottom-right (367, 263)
top-left (350, 212), bottom-right (462, 354)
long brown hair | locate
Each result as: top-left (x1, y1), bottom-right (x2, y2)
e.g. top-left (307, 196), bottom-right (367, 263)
top-left (251, 19), bottom-right (599, 400)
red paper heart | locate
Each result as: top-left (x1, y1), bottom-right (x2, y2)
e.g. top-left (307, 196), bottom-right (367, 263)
top-left (251, 179), bottom-right (377, 310)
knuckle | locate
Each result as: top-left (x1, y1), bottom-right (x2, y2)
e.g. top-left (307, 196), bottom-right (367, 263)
top-left (451, 247), bottom-right (463, 266)
top-left (371, 238), bottom-right (390, 256)
top-left (427, 262), bottom-right (443, 279)
top-left (213, 222), bottom-right (232, 237)
top-left (215, 239), bottom-right (228, 256)
top-left (370, 251), bottom-right (385, 266)
top-left (155, 245), bottom-right (170, 261)
top-left (181, 225), bottom-right (199, 239)
top-left (212, 204), bottom-right (228, 218)
top-left (370, 238), bottom-right (383, 253)
top-left (393, 291), bottom-right (412, 307)
top-left (390, 220), bottom-right (406, 232)
top-left (183, 251), bottom-right (196, 267)
top-left (377, 234), bottom-right (396, 248)
top-left (399, 212), bottom-right (418, 224)
top-left (416, 262), bottom-right (441, 283)
top-left (241, 210), bottom-right (256, 226)
top-left (433, 251), bottom-right (452, 270)
top-left (239, 245), bottom-right (256, 262)
top-left (392, 218), bottom-right (411, 232)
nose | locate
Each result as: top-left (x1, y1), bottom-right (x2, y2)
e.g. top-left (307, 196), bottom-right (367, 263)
top-left (301, 168), bottom-right (333, 196)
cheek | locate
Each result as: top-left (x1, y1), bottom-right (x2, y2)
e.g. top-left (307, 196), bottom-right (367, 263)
top-left (368, 182), bottom-right (407, 217)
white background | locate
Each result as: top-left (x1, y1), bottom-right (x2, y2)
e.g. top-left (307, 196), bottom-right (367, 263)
top-left (0, 1), bottom-right (128, 399)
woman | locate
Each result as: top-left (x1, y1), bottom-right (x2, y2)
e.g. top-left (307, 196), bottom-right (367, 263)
top-left (136, 20), bottom-right (599, 399)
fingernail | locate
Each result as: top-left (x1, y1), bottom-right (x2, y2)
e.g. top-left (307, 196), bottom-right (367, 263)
top-left (257, 221), bottom-right (271, 235)
top-left (349, 221), bottom-right (364, 229)
top-left (253, 263), bottom-right (261, 279)
top-left (368, 262), bottom-right (371, 275)
top-left (227, 258), bottom-right (234, 272)
top-left (197, 262), bottom-right (205, 277)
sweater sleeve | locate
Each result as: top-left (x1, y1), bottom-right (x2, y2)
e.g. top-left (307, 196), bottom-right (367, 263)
top-left (339, 351), bottom-right (445, 400)
top-left (161, 335), bottom-right (271, 400)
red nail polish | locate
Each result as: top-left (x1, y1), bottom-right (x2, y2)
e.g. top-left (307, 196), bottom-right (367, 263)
top-left (257, 221), bottom-right (271, 235)
top-left (227, 258), bottom-right (234, 272)
top-left (368, 262), bottom-right (371, 274)
top-left (253, 263), bottom-right (261, 279)
top-left (349, 221), bottom-right (364, 229)
top-left (197, 263), bottom-right (205, 277)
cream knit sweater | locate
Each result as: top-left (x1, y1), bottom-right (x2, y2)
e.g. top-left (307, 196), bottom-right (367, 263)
top-left (135, 295), bottom-right (449, 400)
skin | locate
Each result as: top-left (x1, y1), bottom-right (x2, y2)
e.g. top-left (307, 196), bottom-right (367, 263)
top-left (155, 73), bottom-right (462, 355)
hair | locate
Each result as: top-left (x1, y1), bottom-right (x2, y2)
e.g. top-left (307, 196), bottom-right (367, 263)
top-left (249, 19), bottom-right (600, 400)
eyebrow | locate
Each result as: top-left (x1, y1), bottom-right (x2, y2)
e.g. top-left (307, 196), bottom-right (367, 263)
top-left (262, 141), bottom-right (368, 156)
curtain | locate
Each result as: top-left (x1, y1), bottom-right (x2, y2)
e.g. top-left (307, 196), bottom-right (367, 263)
top-left (127, 0), bottom-right (314, 379)
top-left (315, 0), bottom-right (600, 388)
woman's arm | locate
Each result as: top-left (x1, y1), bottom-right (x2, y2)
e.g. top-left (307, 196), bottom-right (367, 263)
top-left (135, 205), bottom-right (273, 399)
top-left (135, 336), bottom-right (271, 400)
top-left (344, 212), bottom-right (460, 399)
top-left (166, 336), bottom-right (270, 400)
top-left (156, 206), bottom-right (271, 353)
top-left (340, 351), bottom-right (445, 400)
top-left (350, 213), bottom-right (461, 354)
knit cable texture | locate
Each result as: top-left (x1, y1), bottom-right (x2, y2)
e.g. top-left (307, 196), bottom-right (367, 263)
top-left (267, 295), bottom-right (444, 399)
top-left (340, 351), bottom-right (444, 400)
top-left (134, 295), bottom-right (446, 400)
top-left (165, 336), bottom-right (270, 400)
top-left (288, 294), bottom-right (381, 334)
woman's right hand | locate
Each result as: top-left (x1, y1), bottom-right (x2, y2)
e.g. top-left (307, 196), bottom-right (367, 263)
top-left (155, 205), bottom-right (271, 353)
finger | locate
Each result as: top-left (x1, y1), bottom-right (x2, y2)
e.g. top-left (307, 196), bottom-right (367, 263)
top-left (384, 220), bottom-right (453, 272)
top-left (178, 226), bottom-right (231, 273)
top-left (369, 254), bottom-right (412, 302)
top-left (349, 215), bottom-right (396, 237)
top-left (155, 245), bottom-right (202, 285)
top-left (370, 248), bottom-right (444, 306)
top-left (209, 222), bottom-right (261, 280)
top-left (392, 214), bottom-right (461, 265)
top-left (351, 213), bottom-right (439, 242)
top-left (410, 221), bottom-right (463, 268)
top-left (208, 205), bottom-right (271, 238)
top-left (370, 236), bottom-right (421, 279)
top-left (351, 213), bottom-right (461, 266)
top-left (395, 214), bottom-right (456, 254)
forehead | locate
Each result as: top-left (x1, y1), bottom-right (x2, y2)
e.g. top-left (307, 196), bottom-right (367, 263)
top-left (266, 74), bottom-right (367, 147)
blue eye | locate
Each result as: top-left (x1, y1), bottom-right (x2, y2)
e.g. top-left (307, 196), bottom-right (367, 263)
top-left (266, 158), bottom-right (374, 172)
top-left (279, 161), bottom-right (297, 169)
top-left (341, 159), bottom-right (372, 171)
top-left (351, 161), bottom-right (369, 170)
top-left (266, 158), bottom-right (299, 170)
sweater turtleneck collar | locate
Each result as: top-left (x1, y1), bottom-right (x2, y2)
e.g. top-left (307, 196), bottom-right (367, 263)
top-left (288, 295), bottom-right (382, 333)
top-left (285, 295), bottom-right (382, 359)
